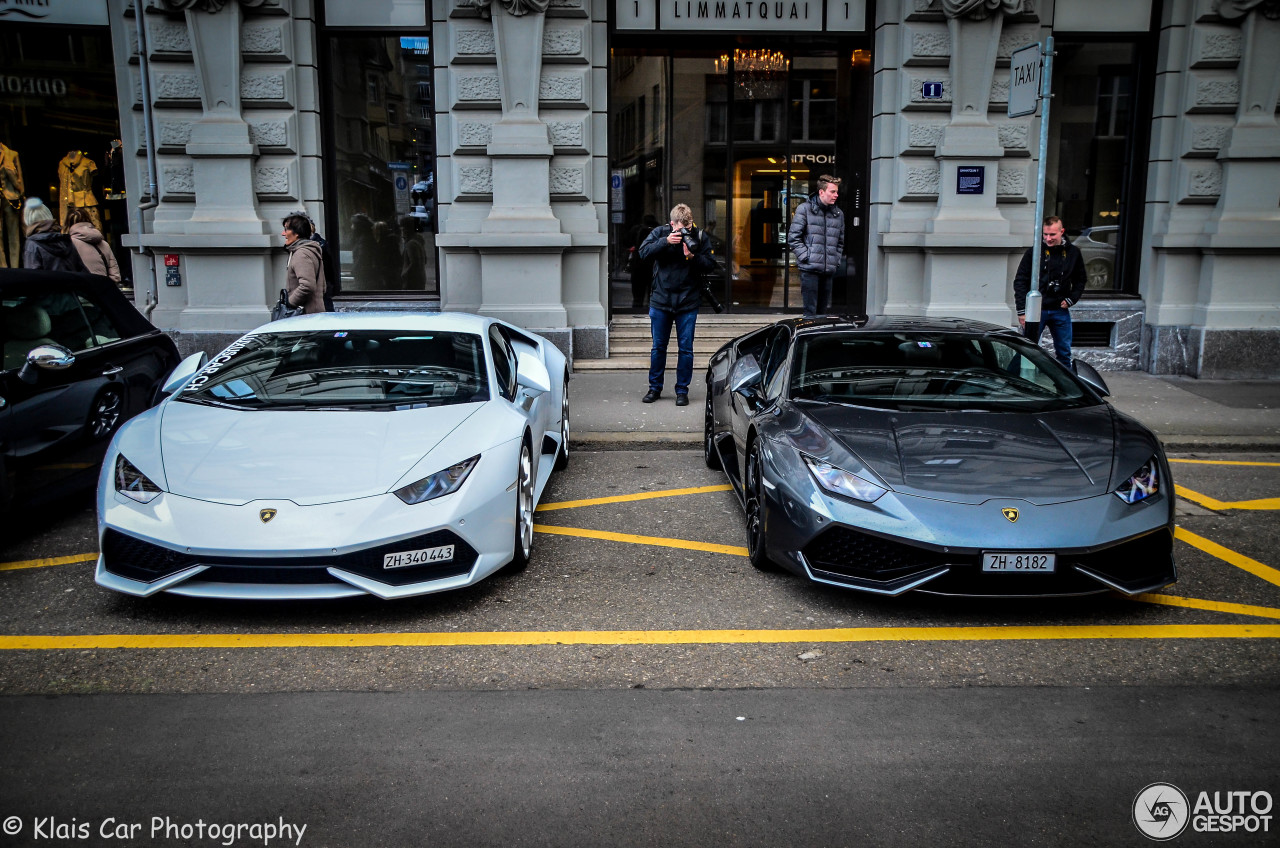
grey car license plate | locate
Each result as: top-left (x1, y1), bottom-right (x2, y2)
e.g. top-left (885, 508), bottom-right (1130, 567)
top-left (982, 552), bottom-right (1056, 573)
top-left (383, 545), bottom-right (454, 569)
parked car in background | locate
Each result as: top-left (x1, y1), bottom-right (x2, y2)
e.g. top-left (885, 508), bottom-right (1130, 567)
top-left (95, 312), bottom-right (569, 600)
top-left (1075, 225), bottom-right (1118, 290)
top-left (704, 315), bottom-right (1176, 598)
top-left (0, 269), bottom-right (180, 534)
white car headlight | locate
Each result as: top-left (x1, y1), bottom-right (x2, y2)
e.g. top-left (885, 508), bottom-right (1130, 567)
top-left (115, 455), bottom-right (163, 504)
top-left (803, 455), bottom-right (886, 503)
top-left (393, 455), bottom-right (480, 505)
top-left (1115, 457), bottom-right (1160, 504)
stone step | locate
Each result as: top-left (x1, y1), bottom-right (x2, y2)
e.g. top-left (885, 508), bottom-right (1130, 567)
top-left (608, 339), bottom-right (729, 355)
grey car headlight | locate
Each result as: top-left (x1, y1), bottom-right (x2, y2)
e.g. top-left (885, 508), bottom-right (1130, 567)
top-left (115, 455), bottom-right (164, 504)
top-left (393, 455), bottom-right (480, 505)
top-left (803, 455), bottom-right (887, 503)
top-left (1115, 457), bottom-right (1160, 504)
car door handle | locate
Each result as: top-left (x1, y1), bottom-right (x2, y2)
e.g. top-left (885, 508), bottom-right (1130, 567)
top-left (102, 366), bottom-right (124, 376)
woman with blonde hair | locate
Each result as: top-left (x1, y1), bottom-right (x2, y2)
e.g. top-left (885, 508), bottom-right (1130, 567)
top-left (21, 197), bottom-right (85, 272)
top-left (65, 207), bottom-right (121, 282)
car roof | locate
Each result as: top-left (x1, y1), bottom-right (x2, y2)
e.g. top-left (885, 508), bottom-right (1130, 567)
top-left (0, 268), bottom-right (162, 339)
top-left (245, 311), bottom-right (497, 336)
top-left (780, 314), bottom-right (1020, 338)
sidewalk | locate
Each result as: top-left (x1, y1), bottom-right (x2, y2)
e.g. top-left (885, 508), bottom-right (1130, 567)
top-left (570, 369), bottom-right (1280, 452)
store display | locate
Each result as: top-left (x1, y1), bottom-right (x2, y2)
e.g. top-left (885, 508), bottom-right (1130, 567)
top-left (1, 142), bottom-right (23, 268)
top-left (58, 150), bottom-right (101, 231)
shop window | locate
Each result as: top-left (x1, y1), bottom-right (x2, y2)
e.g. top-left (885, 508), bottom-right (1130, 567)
top-left (1045, 42), bottom-right (1142, 295)
top-left (321, 34), bottom-right (437, 296)
top-left (0, 25), bottom-right (128, 285)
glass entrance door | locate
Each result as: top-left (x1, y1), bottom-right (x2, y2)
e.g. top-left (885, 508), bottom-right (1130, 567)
top-left (609, 45), bottom-right (869, 314)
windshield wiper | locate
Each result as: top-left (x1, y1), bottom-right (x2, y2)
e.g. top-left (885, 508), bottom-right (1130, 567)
top-left (178, 395), bottom-right (254, 410)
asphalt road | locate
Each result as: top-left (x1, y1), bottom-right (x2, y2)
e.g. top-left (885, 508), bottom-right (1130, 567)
top-left (1, 450), bottom-right (1277, 846)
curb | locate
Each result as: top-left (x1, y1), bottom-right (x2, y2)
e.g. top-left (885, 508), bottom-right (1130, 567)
top-left (571, 433), bottom-right (1280, 452)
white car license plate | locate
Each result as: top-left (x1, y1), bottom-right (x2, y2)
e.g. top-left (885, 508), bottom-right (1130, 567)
top-left (383, 545), bottom-right (454, 569)
top-left (982, 552), bottom-right (1056, 573)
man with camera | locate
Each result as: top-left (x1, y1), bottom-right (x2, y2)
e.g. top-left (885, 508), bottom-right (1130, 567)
top-left (637, 203), bottom-right (716, 406)
top-left (1014, 216), bottom-right (1087, 370)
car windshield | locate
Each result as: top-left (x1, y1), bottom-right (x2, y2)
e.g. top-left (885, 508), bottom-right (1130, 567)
top-left (789, 331), bottom-right (1095, 412)
top-left (178, 330), bottom-right (490, 410)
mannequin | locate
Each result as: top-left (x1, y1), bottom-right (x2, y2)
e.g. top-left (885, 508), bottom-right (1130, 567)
top-left (106, 139), bottom-right (125, 196)
top-left (59, 150), bottom-right (101, 230)
top-left (0, 142), bottom-right (23, 268)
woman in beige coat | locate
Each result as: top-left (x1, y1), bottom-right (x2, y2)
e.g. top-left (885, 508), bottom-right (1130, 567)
top-left (281, 213), bottom-right (326, 314)
top-left (65, 208), bottom-right (121, 282)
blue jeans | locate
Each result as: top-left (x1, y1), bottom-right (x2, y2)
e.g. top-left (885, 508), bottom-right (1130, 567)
top-left (800, 271), bottom-right (833, 317)
top-left (649, 307), bottom-right (697, 394)
top-left (1026, 306), bottom-right (1073, 369)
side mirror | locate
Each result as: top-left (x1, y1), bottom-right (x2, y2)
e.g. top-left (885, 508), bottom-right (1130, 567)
top-left (1073, 359), bottom-right (1110, 397)
top-left (515, 351), bottom-right (551, 397)
top-left (19, 344), bottom-right (75, 384)
top-left (729, 353), bottom-right (763, 397)
top-left (161, 352), bottom-right (209, 396)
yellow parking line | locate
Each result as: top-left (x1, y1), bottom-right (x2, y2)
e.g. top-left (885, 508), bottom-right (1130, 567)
top-left (535, 523), bottom-right (748, 556)
top-left (1169, 459), bottom-right (1280, 467)
top-left (1175, 484), bottom-right (1280, 511)
top-left (1132, 593), bottom-right (1280, 621)
top-left (537, 484), bottom-right (734, 512)
top-left (1175, 526), bottom-right (1280, 588)
top-left (0, 553), bottom-right (98, 572)
top-left (2, 624), bottom-right (1279, 651)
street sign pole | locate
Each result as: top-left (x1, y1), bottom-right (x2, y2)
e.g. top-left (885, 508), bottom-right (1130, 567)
top-left (1025, 36), bottom-right (1054, 325)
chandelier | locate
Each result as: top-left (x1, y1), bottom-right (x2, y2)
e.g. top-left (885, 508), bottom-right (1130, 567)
top-left (714, 49), bottom-right (789, 100)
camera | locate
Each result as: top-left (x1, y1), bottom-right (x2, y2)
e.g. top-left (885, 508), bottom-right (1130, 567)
top-left (675, 226), bottom-right (699, 253)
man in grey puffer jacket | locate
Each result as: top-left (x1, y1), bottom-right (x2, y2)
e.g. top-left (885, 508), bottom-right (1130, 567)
top-left (787, 175), bottom-right (844, 318)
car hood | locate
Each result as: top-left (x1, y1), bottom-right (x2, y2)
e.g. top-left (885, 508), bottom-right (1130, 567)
top-left (802, 405), bottom-right (1116, 505)
top-left (159, 401), bottom-right (482, 505)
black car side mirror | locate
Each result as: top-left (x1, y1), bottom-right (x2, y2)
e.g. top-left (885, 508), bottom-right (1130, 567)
top-left (18, 344), bottom-right (75, 385)
top-left (729, 353), bottom-right (762, 397)
top-left (1073, 359), bottom-right (1110, 397)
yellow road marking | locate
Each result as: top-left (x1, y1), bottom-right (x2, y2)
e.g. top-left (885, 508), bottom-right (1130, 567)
top-left (1175, 484), bottom-right (1280, 512)
top-left (537, 484), bottom-right (733, 512)
top-left (1175, 526), bottom-right (1280, 588)
top-left (2, 624), bottom-right (1279, 651)
top-left (534, 523), bottom-right (748, 556)
top-left (0, 553), bottom-right (98, 572)
top-left (1132, 593), bottom-right (1280, 621)
top-left (1169, 459), bottom-right (1280, 467)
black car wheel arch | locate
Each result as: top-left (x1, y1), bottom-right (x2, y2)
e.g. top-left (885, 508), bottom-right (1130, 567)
top-left (703, 389), bottom-right (722, 470)
top-left (744, 438), bottom-right (778, 572)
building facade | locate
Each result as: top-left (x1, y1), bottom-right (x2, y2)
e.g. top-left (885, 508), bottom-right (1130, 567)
top-left (1, 0), bottom-right (1275, 375)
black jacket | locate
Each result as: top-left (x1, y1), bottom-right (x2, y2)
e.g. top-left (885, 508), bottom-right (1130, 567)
top-left (1013, 237), bottom-right (1087, 315)
top-left (22, 222), bottom-right (87, 273)
top-left (638, 224), bottom-right (716, 313)
top-left (787, 194), bottom-right (845, 275)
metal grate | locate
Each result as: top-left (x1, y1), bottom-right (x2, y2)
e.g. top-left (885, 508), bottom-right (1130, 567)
top-left (1072, 322), bottom-right (1114, 348)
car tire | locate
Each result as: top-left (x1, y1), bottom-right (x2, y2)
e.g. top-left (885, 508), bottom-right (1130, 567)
top-left (744, 440), bottom-right (778, 572)
top-left (1085, 258), bottom-right (1112, 290)
top-left (507, 439), bottom-right (535, 572)
top-left (703, 388), bottom-right (722, 470)
top-left (554, 370), bottom-right (569, 472)
top-left (87, 386), bottom-right (125, 441)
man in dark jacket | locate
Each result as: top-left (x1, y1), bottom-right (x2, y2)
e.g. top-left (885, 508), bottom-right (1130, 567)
top-left (637, 203), bottom-right (716, 406)
top-left (787, 175), bottom-right (844, 318)
top-left (1013, 216), bottom-right (1087, 369)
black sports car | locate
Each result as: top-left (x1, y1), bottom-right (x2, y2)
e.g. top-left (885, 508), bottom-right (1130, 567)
top-left (703, 316), bottom-right (1176, 597)
top-left (1, 269), bottom-right (180, 533)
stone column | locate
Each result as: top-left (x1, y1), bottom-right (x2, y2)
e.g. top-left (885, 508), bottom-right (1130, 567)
top-left (152, 0), bottom-right (275, 333)
top-left (446, 0), bottom-right (570, 329)
top-left (914, 0), bottom-right (1024, 325)
top-left (1204, 0), bottom-right (1280, 240)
